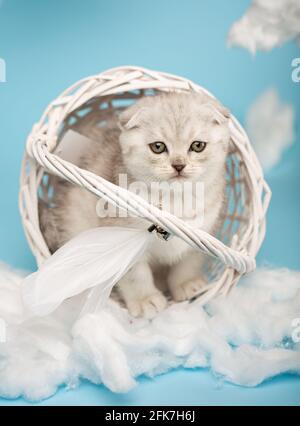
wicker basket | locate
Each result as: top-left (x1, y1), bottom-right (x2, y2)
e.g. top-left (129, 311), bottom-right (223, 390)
top-left (19, 66), bottom-right (271, 305)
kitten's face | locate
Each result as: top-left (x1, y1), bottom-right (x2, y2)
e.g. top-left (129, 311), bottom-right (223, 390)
top-left (119, 93), bottom-right (230, 184)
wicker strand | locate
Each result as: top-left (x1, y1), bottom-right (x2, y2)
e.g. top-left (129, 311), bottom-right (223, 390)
top-left (19, 66), bottom-right (271, 304)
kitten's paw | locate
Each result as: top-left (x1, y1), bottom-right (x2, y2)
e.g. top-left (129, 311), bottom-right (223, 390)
top-left (127, 291), bottom-right (167, 319)
top-left (170, 278), bottom-right (206, 302)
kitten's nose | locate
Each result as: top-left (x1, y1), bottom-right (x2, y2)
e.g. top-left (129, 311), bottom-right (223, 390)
top-left (172, 163), bottom-right (186, 173)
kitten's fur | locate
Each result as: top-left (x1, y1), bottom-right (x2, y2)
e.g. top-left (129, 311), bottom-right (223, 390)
top-left (41, 92), bottom-right (230, 318)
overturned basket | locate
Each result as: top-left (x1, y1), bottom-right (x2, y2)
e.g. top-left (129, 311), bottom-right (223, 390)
top-left (19, 66), bottom-right (271, 305)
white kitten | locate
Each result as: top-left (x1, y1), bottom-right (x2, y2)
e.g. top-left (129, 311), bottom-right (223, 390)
top-left (41, 92), bottom-right (230, 318)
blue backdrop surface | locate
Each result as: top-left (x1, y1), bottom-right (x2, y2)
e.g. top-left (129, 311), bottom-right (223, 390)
top-left (0, 0), bottom-right (299, 405)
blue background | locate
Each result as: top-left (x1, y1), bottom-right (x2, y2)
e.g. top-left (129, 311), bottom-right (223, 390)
top-left (0, 0), bottom-right (299, 405)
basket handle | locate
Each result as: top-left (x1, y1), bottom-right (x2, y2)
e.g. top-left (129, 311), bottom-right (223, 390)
top-left (26, 137), bottom-right (256, 276)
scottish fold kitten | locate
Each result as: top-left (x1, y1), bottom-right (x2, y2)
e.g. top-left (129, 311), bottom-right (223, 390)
top-left (41, 92), bottom-right (230, 318)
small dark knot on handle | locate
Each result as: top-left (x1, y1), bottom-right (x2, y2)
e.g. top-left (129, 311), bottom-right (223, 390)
top-left (148, 224), bottom-right (172, 241)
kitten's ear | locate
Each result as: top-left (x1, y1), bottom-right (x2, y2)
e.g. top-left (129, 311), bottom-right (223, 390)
top-left (118, 106), bottom-right (147, 131)
top-left (210, 100), bottom-right (231, 124)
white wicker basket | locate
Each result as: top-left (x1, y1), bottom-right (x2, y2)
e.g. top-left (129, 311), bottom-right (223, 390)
top-left (19, 66), bottom-right (271, 305)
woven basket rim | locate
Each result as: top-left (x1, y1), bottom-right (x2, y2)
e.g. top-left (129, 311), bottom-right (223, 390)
top-left (19, 65), bottom-right (271, 304)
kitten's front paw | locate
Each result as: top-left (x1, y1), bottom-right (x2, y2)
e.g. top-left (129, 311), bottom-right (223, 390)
top-left (170, 278), bottom-right (206, 302)
top-left (127, 291), bottom-right (167, 319)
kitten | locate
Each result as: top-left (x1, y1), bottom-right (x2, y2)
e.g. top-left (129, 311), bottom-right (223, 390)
top-left (40, 92), bottom-right (230, 318)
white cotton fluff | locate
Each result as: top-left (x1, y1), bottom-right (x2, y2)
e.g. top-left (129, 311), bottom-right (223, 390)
top-left (245, 88), bottom-right (295, 170)
top-left (0, 262), bottom-right (299, 401)
top-left (227, 0), bottom-right (300, 53)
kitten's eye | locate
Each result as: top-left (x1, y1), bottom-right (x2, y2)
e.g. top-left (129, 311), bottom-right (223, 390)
top-left (149, 142), bottom-right (167, 154)
top-left (190, 141), bottom-right (207, 153)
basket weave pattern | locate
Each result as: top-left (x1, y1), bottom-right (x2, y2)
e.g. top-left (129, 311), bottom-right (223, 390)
top-left (19, 66), bottom-right (271, 304)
